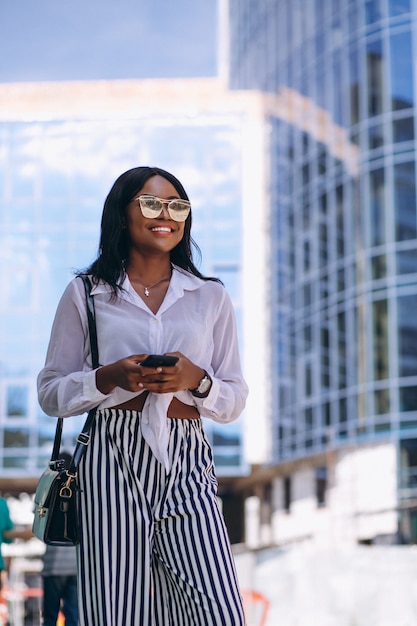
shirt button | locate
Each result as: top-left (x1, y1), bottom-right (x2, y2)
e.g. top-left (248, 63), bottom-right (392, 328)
top-left (142, 416), bottom-right (149, 424)
top-left (153, 318), bottom-right (158, 323)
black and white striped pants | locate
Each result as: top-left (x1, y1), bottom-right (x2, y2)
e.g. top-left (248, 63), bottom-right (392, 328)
top-left (77, 409), bottom-right (246, 625)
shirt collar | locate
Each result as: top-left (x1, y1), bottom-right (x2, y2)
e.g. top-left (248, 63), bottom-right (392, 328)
top-left (89, 265), bottom-right (204, 299)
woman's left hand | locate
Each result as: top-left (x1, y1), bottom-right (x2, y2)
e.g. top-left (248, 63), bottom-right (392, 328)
top-left (138, 352), bottom-right (205, 394)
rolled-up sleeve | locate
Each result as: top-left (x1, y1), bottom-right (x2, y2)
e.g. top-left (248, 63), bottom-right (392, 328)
top-left (189, 288), bottom-right (248, 423)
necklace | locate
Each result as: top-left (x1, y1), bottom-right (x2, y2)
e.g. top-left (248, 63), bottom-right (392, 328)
top-left (135, 272), bottom-right (171, 297)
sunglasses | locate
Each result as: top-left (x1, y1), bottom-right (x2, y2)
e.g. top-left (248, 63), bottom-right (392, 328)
top-left (135, 195), bottom-right (191, 222)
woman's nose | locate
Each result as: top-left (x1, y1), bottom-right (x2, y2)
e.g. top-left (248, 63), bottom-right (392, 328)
top-left (159, 202), bottom-right (170, 218)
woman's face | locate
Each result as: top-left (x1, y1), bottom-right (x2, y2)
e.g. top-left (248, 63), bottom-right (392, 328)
top-left (125, 175), bottom-right (186, 257)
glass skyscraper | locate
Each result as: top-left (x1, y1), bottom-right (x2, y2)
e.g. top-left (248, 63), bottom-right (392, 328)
top-left (228, 0), bottom-right (417, 543)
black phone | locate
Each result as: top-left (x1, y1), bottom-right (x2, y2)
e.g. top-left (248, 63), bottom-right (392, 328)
top-left (140, 354), bottom-right (179, 367)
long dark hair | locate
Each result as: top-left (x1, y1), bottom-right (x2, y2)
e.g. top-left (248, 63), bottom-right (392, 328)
top-left (82, 166), bottom-right (220, 291)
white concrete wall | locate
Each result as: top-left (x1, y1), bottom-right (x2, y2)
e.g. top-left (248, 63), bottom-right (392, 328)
top-left (267, 442), bottom-right (398, 547)
top-left (234, 544), bottom-right (417, 626)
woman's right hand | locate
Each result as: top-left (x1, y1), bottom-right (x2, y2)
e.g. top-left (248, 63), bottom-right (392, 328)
top-left (95, 355), bottom-right (149, 395)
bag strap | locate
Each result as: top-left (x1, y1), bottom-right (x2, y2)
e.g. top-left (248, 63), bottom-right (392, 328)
top-left (50, 275), bottom-right (99, 473)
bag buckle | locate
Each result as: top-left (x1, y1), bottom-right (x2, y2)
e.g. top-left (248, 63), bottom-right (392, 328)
top-left (49, 459), bottom-right (66, 471)
top-left (76, 433), bottom-right (90, 446)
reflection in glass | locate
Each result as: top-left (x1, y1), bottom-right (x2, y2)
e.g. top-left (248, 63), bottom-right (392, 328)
top-left (3, 457), bottom-right (30, 469)
top-left (370, 168), bottom-right (385, 246)
top-left (305, 364), bottom-right (312, 396)
top-left (42, 170), bottom-right (70, 197)
top-left (304, 283), bottom-right (312, 307)
top-left (349, 47), bottom-right (360, 125)
top-left (371, 254), bottom-right (386, 279)
top-left (7, 385), bottom-right (28, 417)
top-left (321, 327), bottom-right (330, 388)
top-left (367, 38), bottom-right (384, 116)
top-left (6, 269), bottom-right (33, 309)
top-left (390, 32), bottom-right (413, 110)
top-left (388, 0), bottom-right (411, 16)
top-left (375, 388), bottom-right (390, 414)
top-left (338, 311), bottom-right (347, 388)
top-left (397, 249), bottom-right (417, 274)
top-left (393, 117), bottom-right (414, 143)
top-left (319, 224), bottom-right (328, 267)
top-left (337, 269), bottom-right (345, 292)
top-left (369, 124), bottom-right (384, 149)
top-left (399, 438), bottom-right (417, 490)
top-left (373, 299), bottom-right (389, 380)
top-left (11, 165), bottom-right (36, 198)
top-left (333, 50), bottom-right (343, 125)
top-left (398, 294), bottom-right (417, 376)
top-left (213, 453), bottom-right (241, 467)
top-left (365, 0), bottom-right (382, 24)
top-left (336, 186), bottom-right (344, 258)
top-left (394, 161), bottom-right (417, 241)
top-left (399, 386), bottom-right (417, 411)
top-left (4, 429), bottom-right (29, 447)
top-left (304, 240), bottom-right (310, 271)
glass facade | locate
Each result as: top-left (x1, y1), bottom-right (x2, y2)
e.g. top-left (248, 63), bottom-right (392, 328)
top-left (0, 86), bottom-right (254, 477)
top-left (229, 0), bottom-right (417, 476)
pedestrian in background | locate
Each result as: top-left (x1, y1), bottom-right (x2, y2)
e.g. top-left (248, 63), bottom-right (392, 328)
top-left (0, 496), bottom-right (33, 591)
top-left (42, 543), bottom-right (78, 626)
top-left (37, 166), bottom-right (248, 625)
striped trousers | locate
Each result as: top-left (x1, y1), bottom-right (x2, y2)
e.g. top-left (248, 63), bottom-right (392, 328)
top-left (77, 409), bottom-right (246, 625)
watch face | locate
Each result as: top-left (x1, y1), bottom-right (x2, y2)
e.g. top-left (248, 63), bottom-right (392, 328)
top-left (198, 377), bottom-right (211, 394)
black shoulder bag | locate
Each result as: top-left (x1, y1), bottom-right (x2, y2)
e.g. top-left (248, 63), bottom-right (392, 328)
top-left (32, 276), bottom-right (98, 546)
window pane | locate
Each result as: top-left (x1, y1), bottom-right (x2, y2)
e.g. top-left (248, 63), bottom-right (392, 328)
top-left (283, 476), bottom-right (291, 512)
top-left (397, 249), bottom-right (417, 274)
top-left (4, 429), bottom-right (29, 447)
top-left (375, 389), bottom-right (390, 414)
top-left (369, 124), bottom-right (384, 149)
top-left (367, 39), bottom-right (384, 117)
top-left (400, 386), bottom-right (417, 411)
top-left (338, 312), bottom-right (347, 388)
top-left (390, 32), bottom-right (413, 110)
top-left (373, 299), bottom-right (389, 380)
top-left (315, 466), bottom-right (327, 507)
top-left (369, 169), bottom-right (385, 246)
top-left (388, 0), bottom-right (410, 15)
top-left (7, 385), bottom-right (28, 417)
top-left (398, 295), bottom-right (417, 376)
top-left (336, 186), bottom-right (344, 258)
top-left (394, 162), bottom-right (416, 241)
top-left (393, 117), bottom-right (414, 143)
top-left (372, 254), bottom-right (386, 279)
top-left (365, 0), bottom-right (382, 24)
top-left (349, 48), bottom-right (360, 125)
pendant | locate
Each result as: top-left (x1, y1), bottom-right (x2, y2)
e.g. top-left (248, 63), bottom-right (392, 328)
top-left (144, 287), bottom-right (150, 297)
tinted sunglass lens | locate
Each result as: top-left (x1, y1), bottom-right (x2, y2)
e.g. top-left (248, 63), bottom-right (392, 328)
top-left (140, 197), bottom-right (162, 212)
top-left (167, 200), bottom-right (191, 222)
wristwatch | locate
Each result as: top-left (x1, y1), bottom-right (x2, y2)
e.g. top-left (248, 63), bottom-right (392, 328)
top-left (190, 370), bottom-right (212, 398)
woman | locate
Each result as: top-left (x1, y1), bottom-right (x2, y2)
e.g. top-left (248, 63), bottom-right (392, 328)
top-left (38, 166), bottom-right (248, 625)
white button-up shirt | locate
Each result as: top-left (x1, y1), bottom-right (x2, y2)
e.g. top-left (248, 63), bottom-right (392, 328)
top-left (37, 266), bottom-right (248, 470)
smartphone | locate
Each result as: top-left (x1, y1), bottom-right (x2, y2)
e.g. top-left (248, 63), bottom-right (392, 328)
top-left (140, 354), bottom-right (179, 367)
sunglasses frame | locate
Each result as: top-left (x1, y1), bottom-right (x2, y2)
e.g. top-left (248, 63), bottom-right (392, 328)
top-left (134, 195), bottom-right (191, 222)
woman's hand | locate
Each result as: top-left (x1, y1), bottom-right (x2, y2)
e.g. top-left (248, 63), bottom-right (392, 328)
top-left (96, 355), bottom-right (148, 394)
top-left (96, 353), bottom-right (205, 395)
top-left (139, 352), bottom-right (204, 394)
